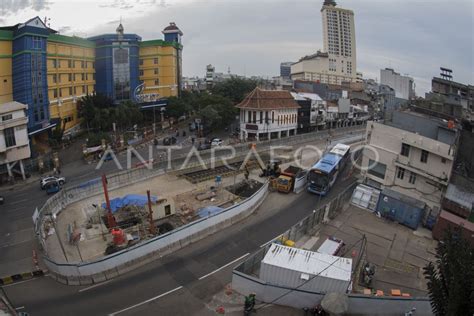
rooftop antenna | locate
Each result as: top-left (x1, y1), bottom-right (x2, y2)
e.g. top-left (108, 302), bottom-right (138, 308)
top-left (227, 66), bottom-right (231, 74)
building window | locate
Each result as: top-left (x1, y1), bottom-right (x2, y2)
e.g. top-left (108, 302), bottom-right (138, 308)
top-left (64, 116), bottom-right (73, 123)
top-left (52, 59), bottom-right (57, 68)
top-left (52, 74), bottom-right (57, 83)
top-left (441, 157), bottom-right (447, 164)
top-left (272, 111), bottom-right (274, 123)
top-left (53, 89), bottom-right (57, 98)
top-left (32, 36), bottom-right (41, 50)
top-left (397, 167), bottom-right (405, 180)
top-left (82, 86), bottom-right (85, 93)
top-left (4, 127), bottom-right (16, 147)
top-left (92, 62), bottom-right (95, 69)
top-left (81, 61), bottom-right (85, 68)
top-left (253, 111), bottom-right (256, 123)
top-left (367, 159), bottom-right (386, 179)
top-left (81, 73), bottom-right (85, 81)
top-left (139, 59), bottom-right (143, 66)
top-left (68, 60), bottom-right (72, 68)
top-left (68, 87), bottom-right (72, 95)
top-left (154, 58), bottom-right (158, 64)
top-left (69, 74), bottom-right (72, 82)
top-left (154, 79), bottom-right (159, 86)
top-left (154, 68), bottom-right (159, 75)
top-left (420, 150), bottom-right (429, 163)
top-left (139, 70), bottom-right (144, 76)
top-left (400, 143), bottom-right (410, 157)
top-left (59, 89), bottom-right (63, 97)
top-left (247, 111), bottom-right (251, 123)
top-left (409, 172), bottom-right (416, 184)
top-left (2, 114), bottom-right (12, 121)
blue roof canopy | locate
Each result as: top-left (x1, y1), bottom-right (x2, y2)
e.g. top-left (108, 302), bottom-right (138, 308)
top-left (102, 194), bottom-right (157, 213)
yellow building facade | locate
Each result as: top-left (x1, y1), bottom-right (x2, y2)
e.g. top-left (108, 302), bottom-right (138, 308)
top-left (139, 40), bottom-right (179, 98)
top-left (0, 30), bottom-right (13, 104)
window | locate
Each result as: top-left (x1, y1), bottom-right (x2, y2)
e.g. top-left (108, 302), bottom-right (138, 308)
top-left (259, 111), bottom-right (263, 124)
top-left (82, 86), bottom-right (85, 93)
top-left (81, 73), bottom-right (85, 81)
top-left (52, 74), bottom-right (57, 83)
top-left (139, 59), bottom-right (143, 66)
top-left (441, 157), bottom-right (447, 164)
top-left (253, 111), bottom-right (256, 123)
top-left (68, 74), bottom-right (72, 82)
top-left (81, 61), bottom-right (85, 68)
top-left (92, 62), bottom-right (95, 69)
top-left (420, 150), bottom-right (428, 163)
top-left (154, 79), bottom-right (159, 86)
top-left (32, 36), bottom-right (41, 49)
top-left (4, 127), bottom-right (16, 147)
top-left (68, 60), bottom-right (72, 68)
top-left (2, 114), bottom-right (12, 121)
top-left (247, 111), bottom-right (251, 123)
top-left (64, 116), bottom-right (73, 123)
top-left (139, 70), bottom-right (144, 76)
top-left (52, 59), bottom-right (57, 68)
top-left (409, 172), bottom-right (416, 184)
top-left (53, 89), bottom-right (57, 98)
top-left (154, 68), bottom-right (159, 75)
top-left (59, 89), bottom-right (62, 97)
top-left (69, 87), bottom-right (73, 95)
top-left (154, 58), bottom-right (158, 64)
top-left (401, 143), bottom-right (410, 157)
top-left (272, 111), bottom-right (274, 123)
top-left (164, 205), bottom-right (171, 216)
top-left (368, 159), bottom-right (386, 179)
top-left (397, 167), bottom-right (405, 180)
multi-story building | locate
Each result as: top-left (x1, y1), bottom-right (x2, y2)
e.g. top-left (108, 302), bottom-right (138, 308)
top-left (0, 17), bottom-right (183, 154)
top-left (47, 34), bottom-right (96, 136)
top-left (280, 62), bottom-right (293, 79)
top-left (321, 0), bottom-right (356, 78)
top-left (362, 110), bottom-right (458, 216)
top-left (380, 68), bottom-right (415, 100)
top-left (291, 0), bottom-right (357, 85)
top-left (0, 101), bottom-right (31, 180)
top-left (236, 88), bottom-right (300, 141)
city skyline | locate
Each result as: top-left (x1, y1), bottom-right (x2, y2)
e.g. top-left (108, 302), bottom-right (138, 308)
top-left (0, 0), bottom-right (472, 95)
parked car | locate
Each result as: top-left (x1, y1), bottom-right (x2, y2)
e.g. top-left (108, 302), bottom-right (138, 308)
top-left (40, 176), bottom-right (66, 189)
top-left (210, 138), bottom-right (223, 147)
top-left (197, 143), bottom-right (211, 151)
top-left (163, 136), bottom-right (177, 146)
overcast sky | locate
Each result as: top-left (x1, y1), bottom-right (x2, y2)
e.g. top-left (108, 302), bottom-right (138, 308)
top-left (1, 0), bottom-right (473, 94)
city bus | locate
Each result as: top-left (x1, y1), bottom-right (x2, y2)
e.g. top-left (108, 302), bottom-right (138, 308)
top-left (307, 143), bottom-right (351, 195)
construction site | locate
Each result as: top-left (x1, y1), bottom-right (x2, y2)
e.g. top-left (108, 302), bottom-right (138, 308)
top-left (41, 158), bottom-right (267, 263)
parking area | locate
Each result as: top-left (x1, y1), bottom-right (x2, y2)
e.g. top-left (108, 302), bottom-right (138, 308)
top-left (315, 204), bottom-right (437, 297)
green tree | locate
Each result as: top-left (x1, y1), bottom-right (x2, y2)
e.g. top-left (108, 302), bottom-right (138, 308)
top-left (423, 228), bottom-right (474, 316)
top-left (211, 77), bottom-right (257, 104)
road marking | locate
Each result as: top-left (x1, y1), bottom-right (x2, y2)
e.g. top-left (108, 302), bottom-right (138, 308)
top-left (198, 253), bottom-right (250, 280)
top-left (108, 286), bottom-right (183, 316)
top-left (78, 280), bottom-right (112, 292)
top-left (2, 277), bottom-right (40, 288)
top-left (9, 198), bottom-right (29, 205)
top-left (15, 306), bottom-right (25, 311)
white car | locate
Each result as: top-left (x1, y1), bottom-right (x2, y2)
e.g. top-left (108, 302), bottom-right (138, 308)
top-left (40, 176), bottom-right (66, 189)
top-left (210, 138), bottom-right (223, 147)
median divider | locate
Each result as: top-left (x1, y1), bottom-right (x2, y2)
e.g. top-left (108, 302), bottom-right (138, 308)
top-left (0, 269), bottom-right (45, 286)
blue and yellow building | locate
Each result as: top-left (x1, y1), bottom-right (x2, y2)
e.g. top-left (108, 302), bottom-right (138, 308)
top-left (0, 17), bottom-right (183, 153)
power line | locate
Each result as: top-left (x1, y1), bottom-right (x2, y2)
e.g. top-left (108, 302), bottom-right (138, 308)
top-left (255, 235), bottom-right (367, 311)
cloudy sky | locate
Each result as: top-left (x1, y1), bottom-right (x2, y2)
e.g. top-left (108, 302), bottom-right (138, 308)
top-left (1, 0), bottom-right (473, 94)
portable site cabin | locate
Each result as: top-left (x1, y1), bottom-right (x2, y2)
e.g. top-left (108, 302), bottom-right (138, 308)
top-left (259, 244), bottom-right (352, 294)
top-left (376, 188), bottom-right (425, 230)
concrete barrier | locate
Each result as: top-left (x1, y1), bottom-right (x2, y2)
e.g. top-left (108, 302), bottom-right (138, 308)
top-left (41, 180), bottom-right (268, 284)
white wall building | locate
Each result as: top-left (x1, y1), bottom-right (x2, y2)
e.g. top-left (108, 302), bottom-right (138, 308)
top-left (0, 101), bottom-right (31, 180)
top-left (291, 0), bottom-right (357, 84)
top-left (236, 88), bottom-right (300, 141)
top-left (362, 111), bottom-right (457, 213)
top-left (380, 68), bottom-right (415, 100)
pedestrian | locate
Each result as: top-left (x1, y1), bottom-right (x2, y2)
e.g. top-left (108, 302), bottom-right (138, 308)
top-left (191, 137), bottom-right (195, 145)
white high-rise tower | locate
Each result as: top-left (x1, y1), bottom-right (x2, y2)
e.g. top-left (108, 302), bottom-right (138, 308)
top-left (321, 0), bottom-right (356, 78)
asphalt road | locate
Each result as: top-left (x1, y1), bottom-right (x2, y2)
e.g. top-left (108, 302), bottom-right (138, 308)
top-left (3, 173), bottom-right (356, 316)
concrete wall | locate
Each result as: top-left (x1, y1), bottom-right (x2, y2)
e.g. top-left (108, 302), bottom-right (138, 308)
top-left (232, 272), bottom-right (432, 315)
top-left (43, 180), bottom-right (268, 285)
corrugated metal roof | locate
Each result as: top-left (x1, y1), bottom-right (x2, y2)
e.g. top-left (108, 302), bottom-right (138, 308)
top-left (262, 244), bottom-right (352, 282)
top-left (381, 188), bottom-right (426, 209)
top-left (445, 183), bottom-right (474, 210)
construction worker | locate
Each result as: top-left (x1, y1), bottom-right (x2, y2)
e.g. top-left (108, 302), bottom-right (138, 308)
top-left (244, 293), bottom-right (256, 314)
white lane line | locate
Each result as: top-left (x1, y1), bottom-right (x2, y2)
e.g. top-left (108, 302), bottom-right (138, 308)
top-left (9, 198), bottom-right (29, 205)
top-left (15, 306), bottom-right (25, 311)
top-left (198, 252), bottom-right (250, 281)
top-left (108, 286), bottom-right (183, 316)
top-left (2, 277), bottom-right (40, 288)
top-left (78, 280), bottom-right (112, 293)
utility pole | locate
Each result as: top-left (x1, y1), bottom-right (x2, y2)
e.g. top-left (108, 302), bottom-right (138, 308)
top-left (102, 174), bottom-right (116, 229)
top-left (147, 190), bottom-right (156, 235)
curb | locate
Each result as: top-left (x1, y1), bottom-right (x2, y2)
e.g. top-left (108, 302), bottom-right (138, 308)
top-left (0, 269), bottom-right (46, 286)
